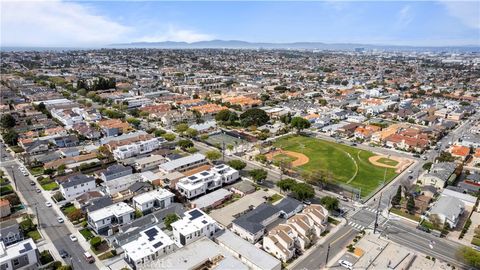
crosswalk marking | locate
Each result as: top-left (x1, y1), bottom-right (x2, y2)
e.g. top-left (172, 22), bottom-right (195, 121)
top-left (364, 207), bottom-right (378, 214)
top-left (347, 221), bottom-right (365, 231)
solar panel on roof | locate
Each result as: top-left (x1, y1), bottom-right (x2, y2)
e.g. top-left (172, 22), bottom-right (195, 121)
top-left (200, 172), bottom-right (209, 176)
top-left (202, 220), bottom-right (208, 224)
top-left (19, 243), bottom-right (32, 253)
top-left (189, 209), bottom-right (203, 220)
top-left (144, 227), bottom-right (158, 241)
top-left (189, 176), bottom-right (198, 180)
top-left (152, 241), bottom-right (163, 248)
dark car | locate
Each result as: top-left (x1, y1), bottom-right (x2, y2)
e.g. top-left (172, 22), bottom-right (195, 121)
top-left (60, 250), bottom-right (69, 258)
top-left (417, 225), bottom-right (431, 233)
top-left (30, 181), bottom-right (36, 186)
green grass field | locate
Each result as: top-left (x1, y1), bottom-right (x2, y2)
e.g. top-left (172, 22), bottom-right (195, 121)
top-left (273, 154), bottom-right (296, 165)
top-left (377, 157), bottom-right (399, 166)
top-left (274, 135), bottom-right (398, 197)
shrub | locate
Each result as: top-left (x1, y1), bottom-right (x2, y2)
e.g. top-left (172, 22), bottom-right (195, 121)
top-left (90, 236), bottom-right (102, 249)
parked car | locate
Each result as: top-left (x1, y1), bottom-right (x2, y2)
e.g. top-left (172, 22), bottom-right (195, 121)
top-left (302, 200), bottom-right (312, 205)
top-left (417, 225), bottom-right (431, 233)
top-left (84, 252), bottom-right (95, 263)
top-left (30, 181), bottom-right (35, 186)
top-left (339, 259), bottom-right (353, 270)
top-left (57, 217), bottom-right (64, 223)
top-left (340, 196), bottom-right (349, 202)
top-left (35, 188), bottom-right (41, 193)
top-left (45, 202), bottom-right (52, 207)
top-left (69, 234), bottom-right (78, 242)
top-left (59, 250), bottom-right (69, 258)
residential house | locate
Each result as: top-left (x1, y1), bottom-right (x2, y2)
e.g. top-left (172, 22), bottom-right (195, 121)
top-left (0, 220), bottom-right (23, 247)
top-left (132, 189), bottom-right (175, 214)
top-left (87, 202), bottom-right (135, 235)
top-left (113, 137), bottom-right (165, 160)
top-left (428, 196), bottom-right (464, 228)
top-left (276, 197), bottom-right (303, 219)
top-left (0, 238), bottom-right (39, 270)
top-left (134, 155), bottom-right (165, 172)
top-left (0, 200), bottom-right (11, 218)
top-left (232, 204), bottom-right (281, 243)
top-left (60, 174), bottom-right (96, 201)
top-left (122, 225), bottom-right (176, 270)
top-left (100, 164), bottom-right (133, 182)
top-left (176, 165), bottom-right (239, 199)
top-left (24, 140), bottom-right (49, 155)
top-left (419, 162), bottom-right (458, 189)
top-left (171, 208), bottom-right (218, 246)
top-left (158, 153), bottom-right (208, 174)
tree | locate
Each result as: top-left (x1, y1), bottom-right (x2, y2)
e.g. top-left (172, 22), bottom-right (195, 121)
top-left (205, 150), bottom-right (222, 161)
top-left (126, 117), bottom-right (141, 128)
top-left (276, 178), bottom-right (297, 193)
top-left (4, 194), bottom-right (20, 206)
top-left (422, 162), bottom-right (433, 170)
top-left (227, 160), bottom-right (246, 170)
top-left (90, 236), bottom-right (102, 249)
top-left (77, 88), bottom-right (87, 96)
top-left (429, 214), bottom-right (443, 229)
top-left (320, 196), bottom-right (339, 211)
top-left (249, 169), bottom-right (268, 183)
top-left (255, 154), bottom-right (267, 163)
top-left (2, 129), bottom-right (18, 145)
top-left (240, 108), bottom-right (269, 127)
top-left (457, 247), bottom-right (480, 268)
top-left (67, 209), bottom-right (84, 221)
top-left (175, 123), bottom-right (189, 134)
top-left (391, 186), bottom-right (402, 207)
top-left (437, 151), bottom-right (455, 162)
top-left (162, 133), bottom-right (176, 142)
top-left (153, 129), bottom-right (166, 137)
top-left (0, 114), bottom-right (16, 129)
top-left (135, 209), bottom-right (143, 218)
top-left (291, 182), bottom-right (315, 201)
top-left (185, 128), bottom-right (198, 138)
top-left (164, 213), bottom-right (180, 230)
top-left (177, 139), bottom-right (194, 150)
top-left (215, 109), bottom-right (234, 122)
top-left (290, 117), bottom-right (311, 133)
top-left (406, 195), bottom-right (415, 214)
top-left (37, 102), bottom-right (46, 111)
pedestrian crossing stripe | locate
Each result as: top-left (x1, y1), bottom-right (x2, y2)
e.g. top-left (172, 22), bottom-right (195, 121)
top-left (347, 221), bottom-right (365, 230)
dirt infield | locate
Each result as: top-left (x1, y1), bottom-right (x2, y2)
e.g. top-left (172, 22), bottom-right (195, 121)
top-left (266, 150), bottom-right (310, 167)
top-left (368, 155), bottom-right (412, 173)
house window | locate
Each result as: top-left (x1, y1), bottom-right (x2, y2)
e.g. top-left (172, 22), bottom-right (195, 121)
top-left (13, 259), bottom-right (19, 266)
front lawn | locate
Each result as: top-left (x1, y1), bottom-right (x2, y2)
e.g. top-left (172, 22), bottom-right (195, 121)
top-left (80, 228), bottom-right (94, 240)
top-left (0, 184), bottom-right (13, 195)
top-left (27, 230), bottom-right (42, 241)
top-left (268, 193), bottom-right (283, 204)
top-left (390, 208), bottom-right (421, 222)
top-left (41, 182), bottom-right (59, 191)
top-left (62, 205), bottom-right (77, 215)
top-left (29, 166), bottom-right (44, 176)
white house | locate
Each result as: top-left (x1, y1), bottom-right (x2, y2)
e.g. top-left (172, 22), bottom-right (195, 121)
top-left (171, 208), bottom-right (218, 247)
top-left (113, 137), bottom-right (164, 160)
top-left (60, 174), bottom-right (96, 201)
top-left (103, 174), bottom-right (143, 196)
top-left (50, 107), bottom-right (83, 128)
top-left (0, 238), bottom-right (39, 270)
top-left (134, 155), bottom-right (165, 172)
top-left (132, 189), bottom-right (175, 214)
top-left (87, 202), bottom-right (135, 234)
top-left (428, 196), bottom-right (465, 228)
top-left (176, 164), bottom-right (239, 199)
top-left (122, 225), bottom-right (177, 269)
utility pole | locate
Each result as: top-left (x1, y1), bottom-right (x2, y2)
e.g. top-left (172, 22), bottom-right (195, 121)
top-left (222, 141), bottom-right (225, 163)
top-left (35, 205), bottom-right (40, 230)
top-left (374, 192), bottom-right (383, 234)
top-left (10, 166), bottom-right (17, 190)
top-left (325, 243), bottom-right (331, 265)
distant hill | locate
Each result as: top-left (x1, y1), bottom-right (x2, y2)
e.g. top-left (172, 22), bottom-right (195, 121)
top-left (110, 40), bottom-right (480, 52)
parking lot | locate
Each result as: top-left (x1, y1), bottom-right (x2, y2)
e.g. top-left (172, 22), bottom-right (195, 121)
top-left (209, 189), bottom-right (276, 227)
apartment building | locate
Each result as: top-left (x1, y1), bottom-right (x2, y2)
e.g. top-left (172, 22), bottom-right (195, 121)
top-left (113, 137), bottom-right (164, 160)
top-left (176, 164), bottom-right (239, 199)
top-left (50, 108), bottom-right (83, 127)
top-left (171, 208), bottom-right (218, 246)
top-left (132, 189), bottom-right (175, 214)
top-left (59, 174), bottom-right (96, 201)
top-left (134, 155), bottom-right (165, 172)
top-left (122, 225), bottom-right (177, 270)
top-left (158, 153), bottom-right (207, 174)
top-left (88, 202), bottom-right (135, 234)
top-left (0, 238), bottom-right (39, 270)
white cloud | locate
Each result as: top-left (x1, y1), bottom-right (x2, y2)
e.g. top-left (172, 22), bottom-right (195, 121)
top-left (395, 5), bottom-right (413, 28)
top-left (136, 25), bottom-right (214, 43)
top-left (0, 0), bottom-right (131, 46)
top-left (440, 1), bottom-right (480, 29)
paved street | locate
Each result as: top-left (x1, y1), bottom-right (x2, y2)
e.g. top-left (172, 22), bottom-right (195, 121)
top-left (0, 143), bottom-right (97, 270)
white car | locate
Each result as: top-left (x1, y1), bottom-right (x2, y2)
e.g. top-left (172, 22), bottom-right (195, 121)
top-left (45, 201), bottom-right (52, 207)
top-left (69, 234), bottom-right (78, 242)
top-left (57, 217), bottom-right (64, 223)
top-left (22, 171), bottom-right (29, 176)
top-left (408, 170), bottom-right (413, 173)
top-left (339, 259), bottom-right (353, 270)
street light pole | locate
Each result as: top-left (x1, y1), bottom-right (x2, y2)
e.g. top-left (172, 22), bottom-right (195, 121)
top-left (10, 166), bottom-right (17, 190)
top-left (374, 192), bottom-right (383, 234)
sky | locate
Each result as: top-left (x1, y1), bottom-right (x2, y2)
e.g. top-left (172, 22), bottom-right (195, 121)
top-left (1, 0), bottom-right (479, 47)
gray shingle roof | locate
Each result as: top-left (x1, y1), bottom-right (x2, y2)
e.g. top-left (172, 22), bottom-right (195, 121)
top-left (61, 174), bottom-right (95, 189)
top-left (232, 204), bottom-right (280, 234)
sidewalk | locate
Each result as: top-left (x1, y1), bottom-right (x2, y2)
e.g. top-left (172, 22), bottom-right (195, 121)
top-left (287, 218), bottom-right (347, 269)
